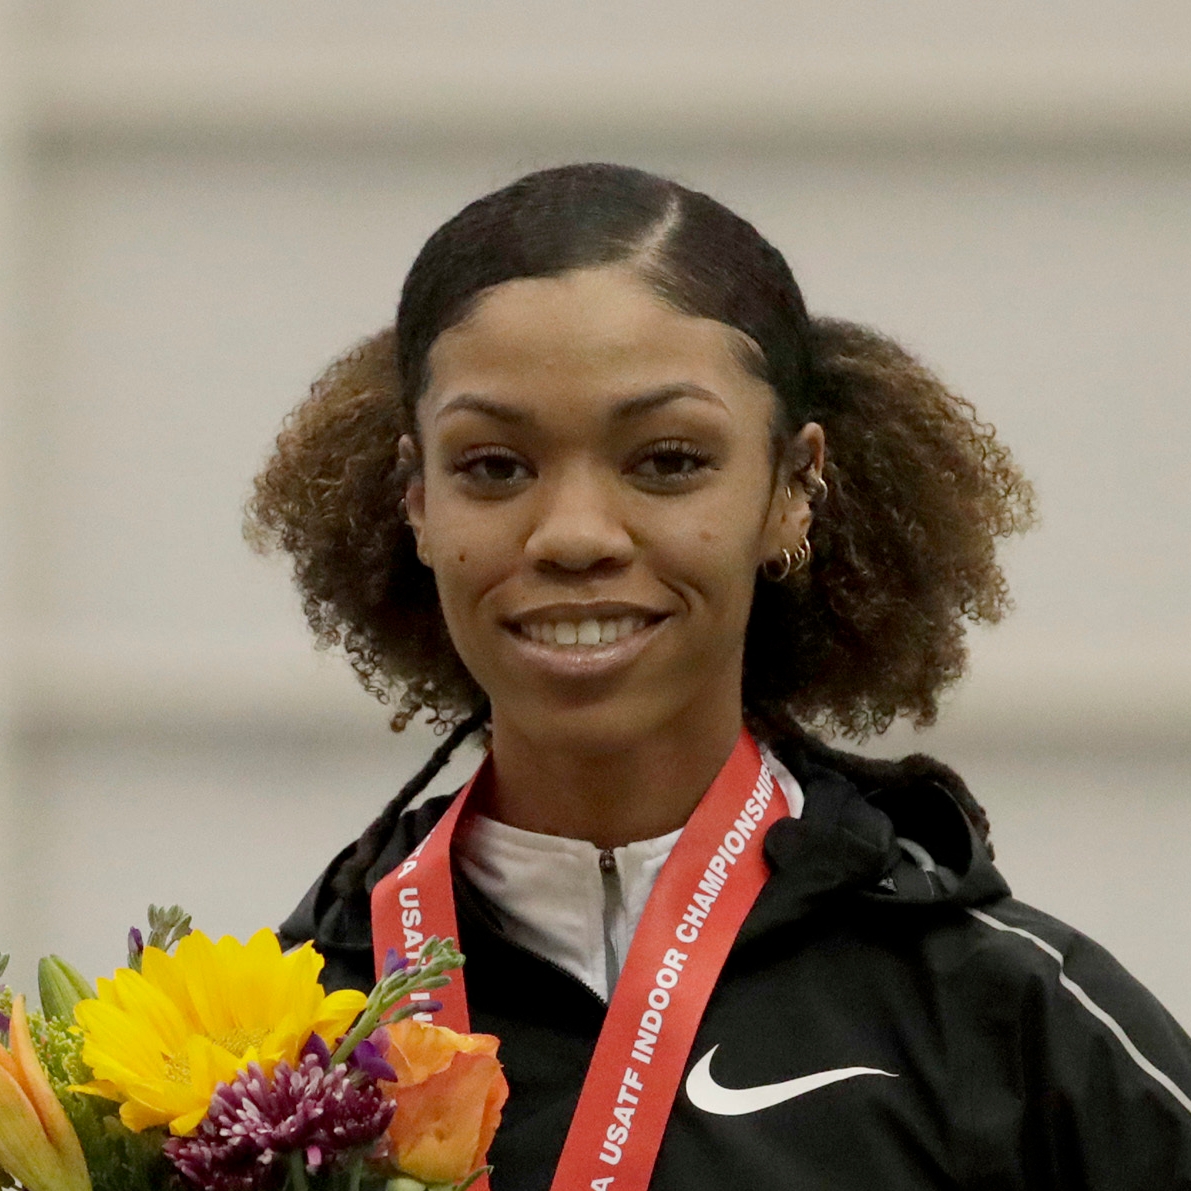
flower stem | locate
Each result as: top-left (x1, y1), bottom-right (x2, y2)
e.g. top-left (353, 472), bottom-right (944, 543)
top-left (454, 1168), bottom-right (493, 1191)
top-left (348, 1155), bottom-right (363, 1191)
top-left (331, 937), bottom-right (463, 1066)
top-left (287, 1149), bottom-right (310, 1191)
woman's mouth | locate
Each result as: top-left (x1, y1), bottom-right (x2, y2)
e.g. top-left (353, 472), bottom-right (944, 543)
top-left (501, 608), bottom-right (670, 678)
top-left (517, 616), bottom-right (648, 647)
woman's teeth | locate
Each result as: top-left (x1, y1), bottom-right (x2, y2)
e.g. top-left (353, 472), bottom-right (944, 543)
top-left (521, 617), bottom-right (645, 646)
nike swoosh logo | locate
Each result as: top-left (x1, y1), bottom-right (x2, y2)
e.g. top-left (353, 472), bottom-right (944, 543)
top-left (685, 1045), bottom-right (898, 1116)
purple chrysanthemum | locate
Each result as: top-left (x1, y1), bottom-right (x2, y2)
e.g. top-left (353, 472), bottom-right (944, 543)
top-left (165, 1055), bottom-right (394, 1191)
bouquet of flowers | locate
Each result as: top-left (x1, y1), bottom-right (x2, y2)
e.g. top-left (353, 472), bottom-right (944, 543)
top-left (0, 907), bottom-right (507, 1191)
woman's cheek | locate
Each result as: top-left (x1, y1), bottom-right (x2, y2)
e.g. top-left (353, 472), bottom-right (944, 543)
top-left (658, 526), bottom-right (759, 603)
top-left (430, 542), bottom-right (512, 671)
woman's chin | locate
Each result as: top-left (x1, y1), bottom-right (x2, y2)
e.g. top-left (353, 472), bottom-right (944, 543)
top-left (491, 694), bottom-right (678, 757)
top-left (490, 677), bottom-right (745, 762)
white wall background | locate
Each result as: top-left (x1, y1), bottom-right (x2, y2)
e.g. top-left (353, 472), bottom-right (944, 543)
top-left (1, 2), bottom-right (1189, 1024)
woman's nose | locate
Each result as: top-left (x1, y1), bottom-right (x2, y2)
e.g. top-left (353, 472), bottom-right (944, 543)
top-left (523, 467), bottom-right (634, 573)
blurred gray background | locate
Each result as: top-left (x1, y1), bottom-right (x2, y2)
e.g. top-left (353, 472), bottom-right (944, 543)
top-left (1, 2), bottom-right (1189, 1020)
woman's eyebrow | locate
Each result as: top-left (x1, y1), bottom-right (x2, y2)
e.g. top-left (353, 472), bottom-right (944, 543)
top-left (434, 384), bottom-right (726, 426)
top-left (611, 384), bottom-right (728, 420)
top-left (434, 395), bottom-right (529, 425)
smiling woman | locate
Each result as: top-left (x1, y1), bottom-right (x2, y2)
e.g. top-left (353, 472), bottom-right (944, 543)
top-left (404, 266), bottom-right (821, 845)
top-left (247, 164), bottom-right (1191, 1189)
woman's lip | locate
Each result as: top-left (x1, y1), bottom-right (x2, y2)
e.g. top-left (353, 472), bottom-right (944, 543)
top-left (500, 614), bottom-right (669, 679)
top-left (505, 604), bottom-right (667, 625)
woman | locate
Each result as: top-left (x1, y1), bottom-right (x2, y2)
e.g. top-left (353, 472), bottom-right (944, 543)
top-left (252, 164), bottom-right (1191, 1189)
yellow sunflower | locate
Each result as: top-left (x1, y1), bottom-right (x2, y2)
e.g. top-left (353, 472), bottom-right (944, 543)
top-left (72, 928), bottom-right (367, 1135)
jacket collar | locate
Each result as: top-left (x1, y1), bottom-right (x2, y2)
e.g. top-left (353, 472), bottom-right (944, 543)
top-left (284, 731), bottom-right (1011, 958)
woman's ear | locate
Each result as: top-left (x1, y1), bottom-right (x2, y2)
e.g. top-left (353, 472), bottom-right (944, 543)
top-left (398, 435), bottom-right (429, 564)
top-left (785, 422), bottom-right (826, 500)
top-left (762, 422), bottom-right (826, 558)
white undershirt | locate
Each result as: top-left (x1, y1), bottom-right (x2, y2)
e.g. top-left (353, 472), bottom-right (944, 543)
top-left (455, 748), bottom-right (804, 1002)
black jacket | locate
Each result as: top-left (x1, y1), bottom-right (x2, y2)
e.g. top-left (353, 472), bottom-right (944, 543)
top-left (281, 737), bottom-right (1191, 1189)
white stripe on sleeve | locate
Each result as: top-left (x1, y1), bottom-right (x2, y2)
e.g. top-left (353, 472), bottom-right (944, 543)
top-left (968, 907), bottom-right (1191, 1117)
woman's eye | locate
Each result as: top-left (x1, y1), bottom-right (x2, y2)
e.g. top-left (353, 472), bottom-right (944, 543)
top-left (633, 442), bottom-right (713, 482)
top-left (454, 450), bottom-right (532, 487)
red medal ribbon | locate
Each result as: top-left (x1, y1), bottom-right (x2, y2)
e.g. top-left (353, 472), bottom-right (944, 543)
top-left (371, 762), bottom-right (481, 1030)
top-left (371, 728), bottom-right (786, 1191)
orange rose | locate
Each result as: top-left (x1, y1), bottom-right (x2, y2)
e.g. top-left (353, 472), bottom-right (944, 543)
top-left (379, 1017), bottom-right (509, 1186)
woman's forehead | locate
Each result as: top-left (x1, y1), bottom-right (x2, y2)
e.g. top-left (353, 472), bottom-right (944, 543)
top-left (421, 266), bottom-right (773, 416)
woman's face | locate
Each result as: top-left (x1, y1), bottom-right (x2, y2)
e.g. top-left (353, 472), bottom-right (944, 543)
top-left (405, 265), bottom-right (819, 752)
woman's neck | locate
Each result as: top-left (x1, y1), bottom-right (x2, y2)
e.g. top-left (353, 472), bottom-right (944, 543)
top-left (482, 707), bottom-right (744, 848)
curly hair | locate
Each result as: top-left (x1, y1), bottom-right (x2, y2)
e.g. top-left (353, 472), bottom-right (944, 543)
top-left (246, 164), bottom-right (1036, 744)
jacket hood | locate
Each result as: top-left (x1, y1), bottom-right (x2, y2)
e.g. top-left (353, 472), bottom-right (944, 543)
top-left (730, 729), bottom-right (1011, 949)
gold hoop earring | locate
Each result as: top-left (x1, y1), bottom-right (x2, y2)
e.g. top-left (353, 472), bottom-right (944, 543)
top-left (804, 470), bottom-right (828, 506)
top-left (763, 538), bottom-right (811, 583)
top-left (785, 473), bottom-right (828, 505)
top-left (761, 548), bottom-right (793, 582)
